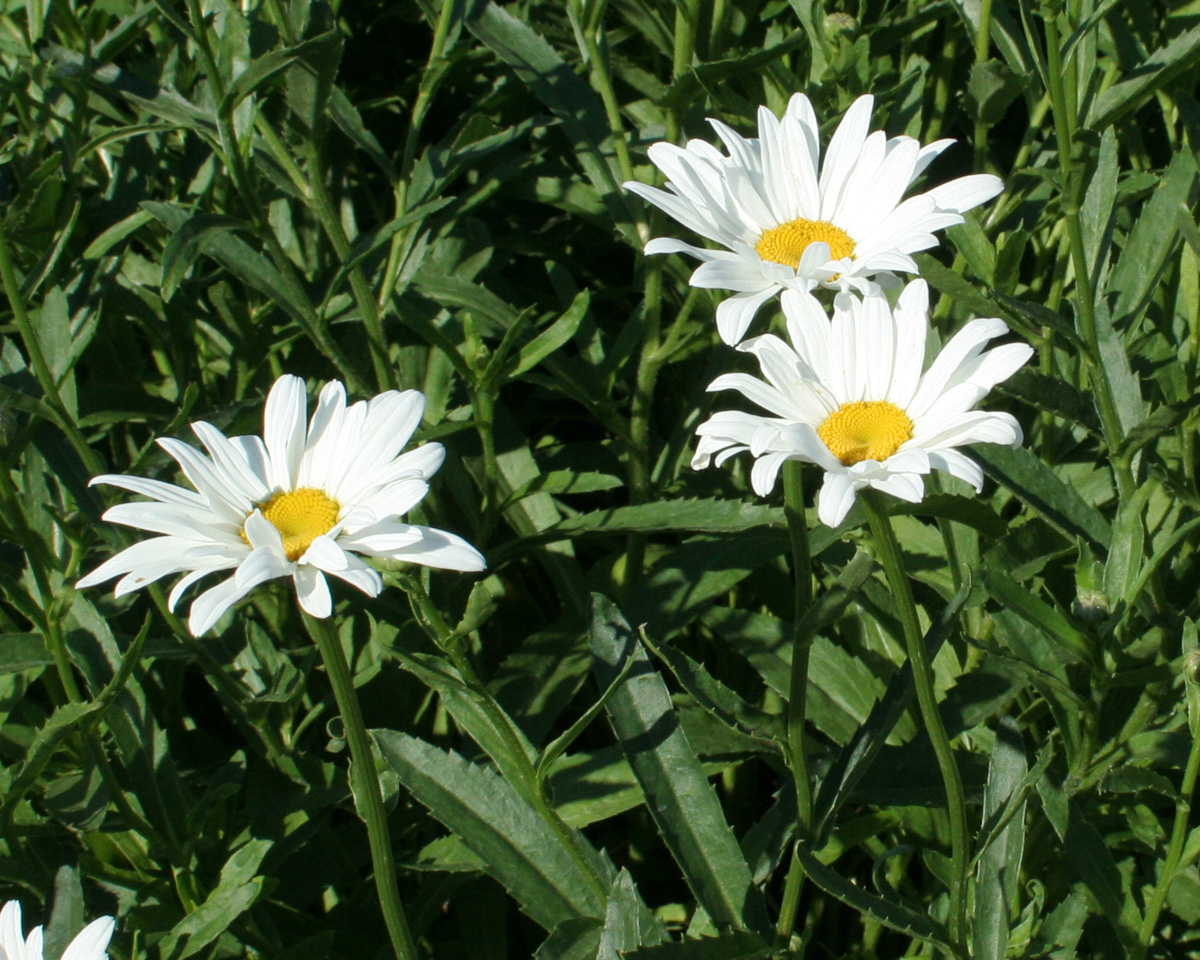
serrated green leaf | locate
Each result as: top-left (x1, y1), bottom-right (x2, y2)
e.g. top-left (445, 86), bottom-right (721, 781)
top-left (465, 3), bottom-right (636, 236)
top-left (644, 638), bottom-right (784, 748)
top-left (221, 30), bottom-right (341, 117)
top-left (588, 595), bottom-right (767, 934)
top-left (980, 562), bottom-right (1096, 668)
top-left (44, 864), bottom-right (85, 960)
top-left (1081, 127), bottom-right (1118, 281)
top-left (1103, 480), bottom-right (1153, 607)
top-left (972, 716), bottom-right (1027, 960)
top-left (621, 930), bottom-right (772, 960)
top-left (506, 289), bottom-right (590, 381)
top-left (390, 649), bottom-right (540, 803)
top-left (793, 842), bottom-right (952, 950)
top-left (1110, 138), bottom-right (1198, 334)
top-left (1087, 25), bottom-right (1200, 130)
top-left (998, 369), bottom-right (1099, 433)
top-left (973, 444), bottom-right (1111, 548)
top-left (1064, 801), bottom-right (1140, 948)
top-left (376, 730), bottom-right (607, 930)
top-left (0, 700), bottom-right (102, 827)
top-left (159, 214), bottom-right (250, 301)
top-left (1099, 765), bottom-right (1181, 800)
top-left (966, 58), bottom-right (1024, 125)
top-left (158, 879), bottom-right (263, 960)
top-left (142, 202), bottom-right (314, 322)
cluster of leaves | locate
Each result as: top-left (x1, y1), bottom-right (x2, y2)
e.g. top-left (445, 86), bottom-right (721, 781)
top-left (0, 0), bottom-right (1199, 957)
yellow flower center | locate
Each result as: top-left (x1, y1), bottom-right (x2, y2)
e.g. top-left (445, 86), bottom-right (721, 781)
top-left (817, 401), bottom-right (913, 466)
top-left (755, 217), bottom-right (855, 268)
top-left (250, 487), bottom-right (340, 561)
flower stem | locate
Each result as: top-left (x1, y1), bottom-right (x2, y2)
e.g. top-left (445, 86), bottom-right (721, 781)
top-left (303, 612), bottom-right (419, 960)
top-left (1137, 692), bottom-right (1200, 953)
top-left (862, 491), bottom-right (969, 955)
top-left (973, 0), bottom-right (995, 172)
top-left (776, 461), bottom-right (815, 947)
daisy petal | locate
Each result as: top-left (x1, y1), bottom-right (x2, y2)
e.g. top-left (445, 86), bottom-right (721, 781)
top-left (293, 565), bottom-right (332, 618)
top-left (60, 916), bottom-right (116, 960)
top-left (715, 287), bottom-right (780, 345)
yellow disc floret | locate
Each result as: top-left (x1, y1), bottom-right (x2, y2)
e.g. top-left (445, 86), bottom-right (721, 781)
top-left (755, 218), bottom-right (855, 268)
top-left (817, 401), bottom-right (913, 466)
top-left (253, 487), bottom-right (340, 561)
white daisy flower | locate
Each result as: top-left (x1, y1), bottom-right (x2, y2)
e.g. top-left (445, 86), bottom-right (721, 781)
top-left (624, 93), bottom-right (1003, 345)
top-left (0, 900), bottom-right (114, 960)
top-left (692, 281), bottom-right (1033, 527)
top-left (78, 375), bottom-right (486, 636)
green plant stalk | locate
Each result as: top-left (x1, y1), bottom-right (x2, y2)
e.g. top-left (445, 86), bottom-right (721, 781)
top-left (401, 576), bottom-right (609, 900)
top-left (576, 4), bottom-right (635, 184)
top-left (624, 0), bottom-right (698, 580)
top-left (862, 491), bottom-right (968, 955)
top-left (625, 259), bottom-right (663, 583)
top-left (0, 233), bottom-right (102, 476)
top-left (1138, 708), bottom-right (1200, 952)
top-left (380, 0), bottom-right (459, 312)
top-left (973, 0), bottom-right (995, 172)
top-left (468, 384), bottom-right (500, 544)
top-left (776, 460), bottom-right (814, 947)
top-left (1042, 12), bottom-right (1134, 501)
top-left (303, 143), bottom-right (394, 391)
top-left (927, 31), bottom-right (959, 142)
top-left (303, 612), bottom-right (419, 960)
top-left (671, 0), bottom-right (701, 85)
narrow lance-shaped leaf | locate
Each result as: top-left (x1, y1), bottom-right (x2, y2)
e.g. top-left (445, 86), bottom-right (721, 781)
top-left (973, 444), bottom-right (1111, 548)
top-left (588, 594), bottom-right (768, 935)
top-left (972, 716), bottom-right (1028, 960)
top-left (376, 730), bottom-right (608, 931)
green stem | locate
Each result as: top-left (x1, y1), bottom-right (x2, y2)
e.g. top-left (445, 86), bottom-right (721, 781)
top-left (927, 31), bottom-right (958, 142)
top-left (577, 4), bottom-right (636, 188)
top-left (862, 491), bottom-right (968, 956)
top-left (776, 461), bottom-right (814, 948)
top-left (303, 612), bottom-right (419, 960)
top-left (671, 0), bottom-right (701, 83)
top-left (1042, 11), bottom-right (1134, 500)
top-left (625, 260), bottom-right (663, 583)
top-left (1138, 700), bottom-right (1200, 952)
top-left (0, 232), bottom-right (102, 476)
top-left (468, 385), bottom-right (500, 544)
top-left (303, 143), bottom-right (393, 391)
top-left (973, 0), bottom-right (995, 172)
top-left (380, 0), bottom-right (458, 312)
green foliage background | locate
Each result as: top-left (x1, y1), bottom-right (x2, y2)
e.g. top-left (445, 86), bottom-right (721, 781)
top-left (0, 0), bottom-right (1199, 957)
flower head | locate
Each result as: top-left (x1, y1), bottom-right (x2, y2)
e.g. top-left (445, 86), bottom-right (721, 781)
top-left (78, 375), bottom-right (486, 635)
top-left (624, 93), bottom-right (1003, 345)
top-left (692, 281), bottom-right (1032, 526)
top-left (0, 901), bottom-right (114, 960)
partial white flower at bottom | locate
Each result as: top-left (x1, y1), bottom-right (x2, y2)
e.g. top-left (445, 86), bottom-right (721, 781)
top-left (78, 375), bottom-right (486, 635)
top-left (0, 900), bottom-right (114, 960)
top-left (692, 281), bottom-right (1033, 527)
